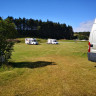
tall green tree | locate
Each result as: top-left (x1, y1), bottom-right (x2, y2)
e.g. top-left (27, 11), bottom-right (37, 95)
top-left (4, 16), bottom-right (74, 39)
top-left (0, 18), bottom-right (17, 65)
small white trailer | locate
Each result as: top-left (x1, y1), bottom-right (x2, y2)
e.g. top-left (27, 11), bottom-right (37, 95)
top-left (25, 38), bottom-right (38, 45)
top-left (88, 19), bottom-right (96, 61)
top-left (47, 39), bottom-right (58, 44)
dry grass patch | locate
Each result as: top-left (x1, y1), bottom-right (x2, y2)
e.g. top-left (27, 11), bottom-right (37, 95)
top-left (0, 41), bottom-right (96, 96)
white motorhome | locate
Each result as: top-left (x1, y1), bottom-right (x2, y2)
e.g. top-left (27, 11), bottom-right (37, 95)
top-left (47, 39), bottom-right (58, 44)
top-left (88, 19), bottom-right (96, 61)
top-left (25, 38), bottom-right (38, 45)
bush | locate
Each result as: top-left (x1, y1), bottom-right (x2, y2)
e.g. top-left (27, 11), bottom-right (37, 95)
top-left (0, 35), bottom-right (14, 65)
top-left (78, 35), bottom-right (88, 40)
top-left (0, 18), bottom-right (17, 65)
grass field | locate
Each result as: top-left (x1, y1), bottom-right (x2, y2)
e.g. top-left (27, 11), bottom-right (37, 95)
top-left (0, 39), bottom-right (96, 96)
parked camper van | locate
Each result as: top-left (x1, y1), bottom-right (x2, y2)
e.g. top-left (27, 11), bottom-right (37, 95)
top-left (25, 38), bottom-right (38, 45)
top-left (88, 19), bottom-right (96, 62)
top-left (47, 39), bottom-right (58, 44)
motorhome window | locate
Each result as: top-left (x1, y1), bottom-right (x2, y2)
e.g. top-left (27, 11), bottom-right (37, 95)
top-left (31, 40), bottom-right (36, 42)
top-left (53, 40), bottom-right (57, 42)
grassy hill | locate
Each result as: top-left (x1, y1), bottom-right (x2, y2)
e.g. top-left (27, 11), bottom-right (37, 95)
top-left (0, 39), bottom-right (96, 96)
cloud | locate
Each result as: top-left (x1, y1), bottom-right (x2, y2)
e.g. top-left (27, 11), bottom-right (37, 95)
top-left (74, 20), bottom-right (94, 32)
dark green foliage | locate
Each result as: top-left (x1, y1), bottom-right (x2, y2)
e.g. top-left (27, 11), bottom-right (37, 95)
top-left (0, 17), bottom-right (2, 20)
top-left (78, 35), bottom-right (88, 40)
top-left (0, 18), bottom-right (17, 65)
top-left (0, 37), bottom-right (14, 65)
top-left (75, 32), bottom-right (90, 40)
top-left (7, 16), bottom-right (74, 39)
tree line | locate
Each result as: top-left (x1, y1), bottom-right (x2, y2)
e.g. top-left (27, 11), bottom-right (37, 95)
top-left (74, 32), bottom-right (90, 40)
top-left (0, 16), bottom-right (74, 39)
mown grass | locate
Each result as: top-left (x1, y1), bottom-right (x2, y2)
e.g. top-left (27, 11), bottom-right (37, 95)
top-left (0, 39), bottom-right (96, 96)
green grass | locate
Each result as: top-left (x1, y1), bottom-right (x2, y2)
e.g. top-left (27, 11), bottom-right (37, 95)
top-left (0, 39), bottom-right (96, 96)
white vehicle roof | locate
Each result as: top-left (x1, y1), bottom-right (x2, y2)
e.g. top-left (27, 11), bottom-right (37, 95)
top-left (25, 38), bottom-right (36, 40)
top-left (89, 19), bottom-right (96, 43)
top-left (91, 19), bottom-right (96, 32)
top-left (48, 39), bottom-right (56, 40)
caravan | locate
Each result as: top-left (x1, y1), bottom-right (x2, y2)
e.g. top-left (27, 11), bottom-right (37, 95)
top-left (25, 38), bottom-right (38, 45)
top-left (47, 39), bottom-right (58, 44)
top-left (88, 19), bottom-right (96, 62)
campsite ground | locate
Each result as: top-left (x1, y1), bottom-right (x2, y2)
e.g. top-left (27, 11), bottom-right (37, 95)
top-left (0, 39), bottom-right (96, 96)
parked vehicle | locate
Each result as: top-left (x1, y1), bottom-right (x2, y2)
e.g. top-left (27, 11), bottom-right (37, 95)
top-left (25, 38), bottom-right (38, 45)
top-left (88, 19), bottom-right (96, 62)
top-left (47, 39), bottom-right (58, 44)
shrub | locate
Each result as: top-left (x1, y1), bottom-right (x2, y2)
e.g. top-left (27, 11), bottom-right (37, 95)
top-left (0, 18), bottom-right (17, 65)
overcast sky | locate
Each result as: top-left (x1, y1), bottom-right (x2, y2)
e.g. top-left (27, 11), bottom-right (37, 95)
top-left (0, 0), bottom-right (96, 32)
